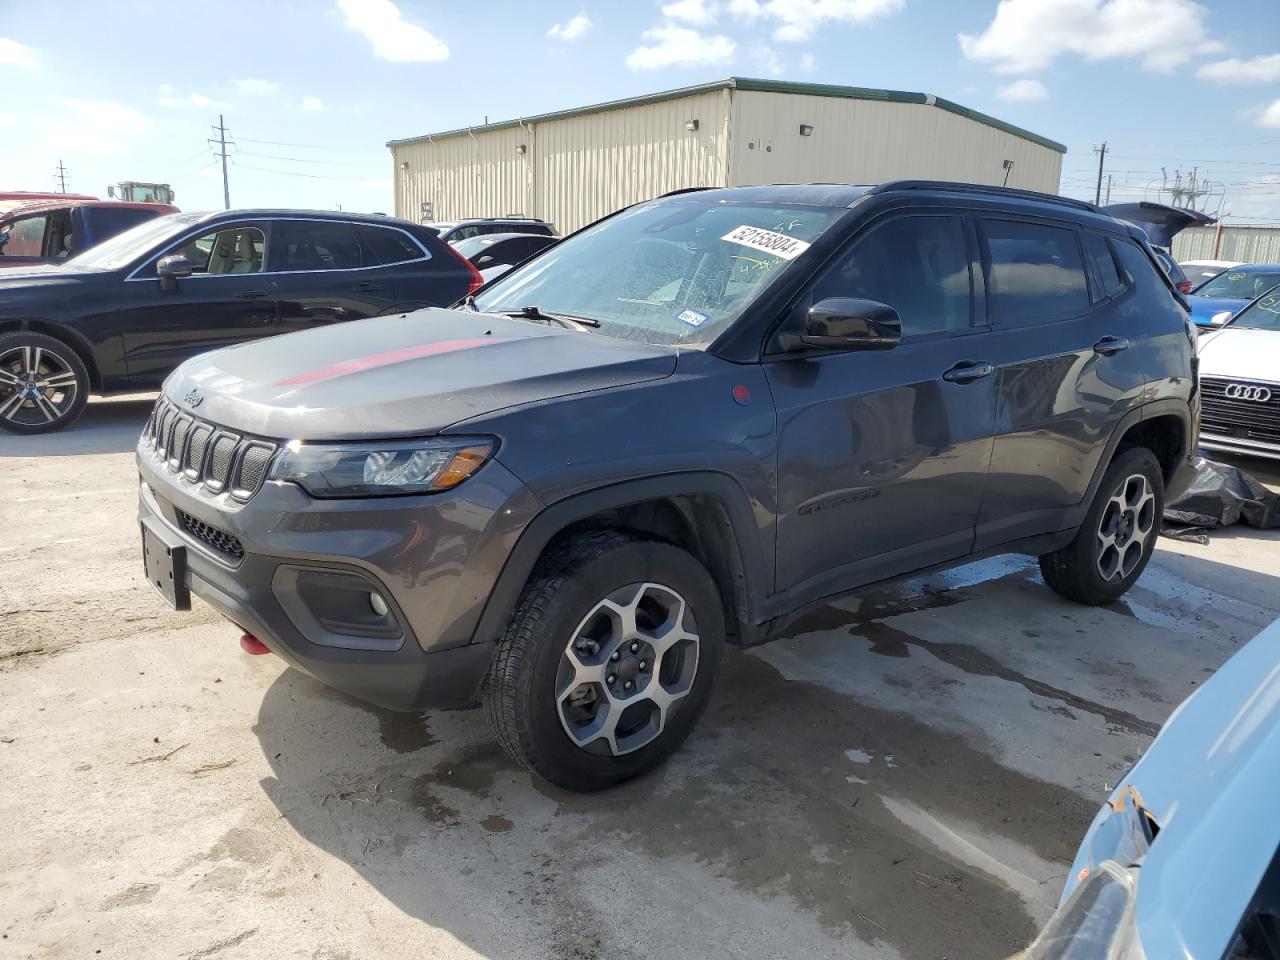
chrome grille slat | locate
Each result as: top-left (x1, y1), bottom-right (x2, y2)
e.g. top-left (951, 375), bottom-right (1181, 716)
top-left (142, 397), bottom-right (277, 501)
top-left (1199, 376), bottom-right (1280, 446)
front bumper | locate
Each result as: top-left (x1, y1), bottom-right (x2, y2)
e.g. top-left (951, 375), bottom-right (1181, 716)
top-left (136, 440), bottom-right (541, 711)
top-left (1199, 433), bottom-right (1280, 462)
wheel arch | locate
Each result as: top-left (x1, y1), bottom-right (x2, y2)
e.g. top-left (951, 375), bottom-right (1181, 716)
top-left (0, 319), bottom-right (102, 391)
top-left (470, 472), bottom-right (768, 649)
top-left (1081, 399), bottom-right (1193, 516)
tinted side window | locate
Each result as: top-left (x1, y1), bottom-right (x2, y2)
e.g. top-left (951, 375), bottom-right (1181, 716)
top-left (450, 225), bottom-right (482, 242)
top-left (1111, 239), bottom-right (1167, 292)
top-left (357, 225), bottom-right (424, 265)
top-left (982, 219), bottom-right (1090, 324)
top-left (1, 214), bottom-right (47, 257)
top-left (276, 221), bottom-right (363, 271)
top-left (1083, 232), bottom-right (1127, 300)
top-left (810, 215), bottom-right (972, 337)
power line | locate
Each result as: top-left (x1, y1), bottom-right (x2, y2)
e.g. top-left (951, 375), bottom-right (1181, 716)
top-left (231, 160), bottom-right (375, 182)
top-left (235, 149), bottom-right (383, 168)
top-left (236, 136), bottom-right (377, 152)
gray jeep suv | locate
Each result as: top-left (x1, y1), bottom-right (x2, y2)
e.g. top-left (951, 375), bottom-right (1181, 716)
top-left (138, 181), bottom-right (1199, 791)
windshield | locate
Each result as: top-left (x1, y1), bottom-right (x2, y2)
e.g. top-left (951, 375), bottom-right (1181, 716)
top-left (473, 198), bottom-right (844, 346)
top-left (1227, 288), bottom-right (1280, 331)
top-left (452, 234), bottom-right (500, 258)
top-left (1197, 268), bottom-right (1280, 300)
top-left (66, 212), bottom-right (206, 271)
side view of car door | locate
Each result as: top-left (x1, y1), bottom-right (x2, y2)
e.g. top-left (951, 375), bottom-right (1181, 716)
top-left (118, 221), bottom-right (279, 387)
top-left (765, 211), bottom-right (1000, 607)
top-left (271, 219), bottom-right (400, 337)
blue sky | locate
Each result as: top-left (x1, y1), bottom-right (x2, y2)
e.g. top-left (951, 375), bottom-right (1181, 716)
top-left (3, 0), bottom-right (1279, 221)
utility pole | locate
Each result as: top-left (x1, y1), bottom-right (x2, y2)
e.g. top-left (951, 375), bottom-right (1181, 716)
top-left (210, 115), bottom-right (231, 209)
top-left (54, 159), bottom-right (69, 193)
top-left (1105, 174), bottom-right (1112, 205)
top-left (1093, 141), bottom-right (1108, 206)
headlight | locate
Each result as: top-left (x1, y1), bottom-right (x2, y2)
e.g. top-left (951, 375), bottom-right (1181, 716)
top-left (1026, 861), bottom-right (1144, 960)
top-left (268, 437), bottom-right (495, 498)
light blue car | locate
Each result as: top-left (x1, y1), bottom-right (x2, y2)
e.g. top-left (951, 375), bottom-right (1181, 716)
top-left (1027, 616), bottom-right (1280, 958)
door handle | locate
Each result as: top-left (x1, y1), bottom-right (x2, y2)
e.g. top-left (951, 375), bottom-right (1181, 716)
top-left (353, 282), bottom-right (383, 293)
top-left (1094, 336), bottom-right (1130, 356)
top-left (942, 360), bottom-right (995, 383)
top-left (235, 289), bottom-right (268, 300)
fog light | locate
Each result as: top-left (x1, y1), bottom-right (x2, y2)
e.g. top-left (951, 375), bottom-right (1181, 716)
top-left (369, 592), bottom-right (389, 617)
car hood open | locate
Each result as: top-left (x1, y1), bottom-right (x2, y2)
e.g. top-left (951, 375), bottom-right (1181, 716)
top-left (165, 307), bottom-right (679, 440)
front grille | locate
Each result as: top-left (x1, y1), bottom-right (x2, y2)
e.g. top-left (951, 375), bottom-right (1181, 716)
top-left (1200, 376), bottom-right (1280, 446)
top-left (176, 510), bottom-right (245, 562)
top-left (142, 396), bottom-right (278, 500)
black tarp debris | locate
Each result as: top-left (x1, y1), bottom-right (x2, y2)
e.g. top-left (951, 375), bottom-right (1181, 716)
top-left (1163, 457), bottom-right (1280, 531)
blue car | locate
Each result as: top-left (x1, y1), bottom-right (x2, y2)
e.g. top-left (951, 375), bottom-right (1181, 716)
top-left (1026, 615), bottom-right (1280, 959)
top-left (1186, 263), bottom-right (1280, 326)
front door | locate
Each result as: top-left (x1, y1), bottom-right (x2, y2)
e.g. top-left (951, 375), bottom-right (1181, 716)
top-left (767, 212), bottom-right (998, 604)
top-left (120, 221), bottom-right (277, 387)
top-left (271, 219), bottom-right (399, 336)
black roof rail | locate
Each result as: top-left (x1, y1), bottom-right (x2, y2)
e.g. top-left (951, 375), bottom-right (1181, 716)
top-left (869, 180), bottom-right (1099, 213)
top-left (657, 186), bottom-right (716, 199)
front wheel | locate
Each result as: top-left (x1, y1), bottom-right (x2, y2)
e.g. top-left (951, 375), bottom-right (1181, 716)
top-left (484, 532), bottom-right (724, 792)
top-left (1039, 446), bottom-right (1164, 605)
top-left (0, 332), bottom-right (90, 434)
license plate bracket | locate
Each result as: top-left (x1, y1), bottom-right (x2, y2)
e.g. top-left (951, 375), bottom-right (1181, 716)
top-left (141, 518), bottom-right (191, 611)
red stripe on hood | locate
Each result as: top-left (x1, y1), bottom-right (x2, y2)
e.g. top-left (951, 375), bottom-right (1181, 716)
top-left (274, 337), bottom-right (510, 387)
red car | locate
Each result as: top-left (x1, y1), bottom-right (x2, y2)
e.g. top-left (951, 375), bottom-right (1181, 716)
top-left (0, 198), bottom-right (179, 268)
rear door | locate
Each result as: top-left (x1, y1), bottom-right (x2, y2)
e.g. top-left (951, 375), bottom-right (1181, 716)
top-left (271, 219), bottom-right (399, 336)
top-left (974, 217), bottom-right (1150, 548)
top-left (119, 220), bottom-right (277, 386)
top-left (767, 211), bottom-right (999, 602)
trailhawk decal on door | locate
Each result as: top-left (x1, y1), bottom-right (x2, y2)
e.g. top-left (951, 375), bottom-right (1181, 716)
top-left (721, 224), bottom-right (811, 261)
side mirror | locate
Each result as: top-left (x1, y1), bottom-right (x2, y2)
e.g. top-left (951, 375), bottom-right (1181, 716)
top-left (795, 297), bottom-right (902, 351)
top-left (157, 254), bottom-right (192, 291)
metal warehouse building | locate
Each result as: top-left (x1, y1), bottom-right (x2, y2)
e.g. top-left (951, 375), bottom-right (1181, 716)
top-left (387, 77), bottom-right (1066, 234)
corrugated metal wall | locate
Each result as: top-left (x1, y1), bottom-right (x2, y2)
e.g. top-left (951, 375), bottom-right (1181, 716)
top-left (1173, 225), bottom-right (1280, 263)
top-left (392, 89), bottom-right (730, 233)
top-left (728, 91), bottom-right (1062, 192)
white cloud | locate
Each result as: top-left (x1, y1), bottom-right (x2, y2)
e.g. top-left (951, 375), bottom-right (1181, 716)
top-left (547, 14), bottom-right (592, 41)
top-left (1197, 53), bottom-right (1280, 84)
top-left (236, 78), bottom-right (280, 96)
top-left (662, 0), bottom-right (718, 24)
top-left (301, 96), bottom-right (325, 112)
top-left (727, 0), bottom-right (763, 16)
top-left (626, 24), bottom-right (736, 70)
top-left (158, 87), bottom-right (231, 110)
top-left (44, 98), bottom-right (147, 155)
top-left (754, 44), bottom-right (784, 75)
top-left (758, 0), bottom-right (904, 42)
top-left (799, 51), bottom-right (816, 71)
top-left (1258, 98), bottom-right (1280, 128)
top-left (337, 0), bottom-right (448, 62)
top-left (0, 37), bottom-right (37, 68)
top-left (996, 77), bottom-right (1049, 101)
top-left (959, 0), bottom-right (1215, 75)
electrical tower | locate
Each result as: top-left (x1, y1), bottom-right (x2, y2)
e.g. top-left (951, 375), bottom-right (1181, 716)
top-left (209, 115), bottom-right (233, 210)
top-left (1158, 166), bottom-right (1223, 213)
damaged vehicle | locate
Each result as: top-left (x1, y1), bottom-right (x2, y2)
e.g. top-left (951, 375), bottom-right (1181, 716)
top-left (1026, 615), bottom-right (1280, 960)
top-left (137, 181), bottom-right (1198, 791)
top-left (1197, 287), bottom-right (1280, 461)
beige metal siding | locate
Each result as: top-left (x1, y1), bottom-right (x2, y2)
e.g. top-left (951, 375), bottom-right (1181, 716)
top-left (1173, 225), bottom-right (1280, 263)
top-left (391, 89), bottom-right (731, 232)
top-left (727, 91), bottom-right (1062, 193)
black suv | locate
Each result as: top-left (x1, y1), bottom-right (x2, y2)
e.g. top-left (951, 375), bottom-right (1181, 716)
top-left (0, 210), bottom-right (479, 433)
top-left (427, 217), bottom-right (557, 243)
top-left (138, 181), bottom-right (1198, 791)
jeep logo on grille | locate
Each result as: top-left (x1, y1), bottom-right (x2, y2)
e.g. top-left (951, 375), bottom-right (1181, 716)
top-left (184, 387), bottom-right (203, 408)
top-left (1225, 384), bottom-right (1273, 402)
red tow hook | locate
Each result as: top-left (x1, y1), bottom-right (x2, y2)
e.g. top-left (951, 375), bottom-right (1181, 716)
top-left (239, 633), bottom-right (272, 656)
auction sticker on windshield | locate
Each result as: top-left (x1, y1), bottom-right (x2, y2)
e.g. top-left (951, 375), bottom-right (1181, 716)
top-left (721, 224), bottom-right (811, 261)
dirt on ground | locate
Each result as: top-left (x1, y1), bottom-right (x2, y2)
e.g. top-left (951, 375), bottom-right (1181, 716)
top-left (4, 395), bottom-right (1280, 960)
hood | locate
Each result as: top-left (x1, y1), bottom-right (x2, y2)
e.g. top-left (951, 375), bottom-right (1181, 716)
top-left (1197, 326), bottom-right (1280, 383)
top-left (166, 307), bottom-right (678, 439)
top-left (1102, 201), bottom-right (1215, 248)
top-left (1186, 293), bottom-right (1249, 327)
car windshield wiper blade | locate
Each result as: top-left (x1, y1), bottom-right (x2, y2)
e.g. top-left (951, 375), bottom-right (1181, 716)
top-left (505, 305), bottom-right (600, 330)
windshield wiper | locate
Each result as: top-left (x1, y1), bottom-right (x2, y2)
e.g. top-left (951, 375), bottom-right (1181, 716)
top-left (505, 305), bottom-right (600, 330)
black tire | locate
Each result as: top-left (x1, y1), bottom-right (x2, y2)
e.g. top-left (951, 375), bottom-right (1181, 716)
top-left (1039, 446), bottom-right (1164, 605)
top-left (484, 531), bottom-right (724, 792)
top-left (0, 331), bottom-right (90, 434)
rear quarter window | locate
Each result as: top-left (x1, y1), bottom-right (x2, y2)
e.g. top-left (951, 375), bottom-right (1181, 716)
top-left (1110, 239), bottom-right (1167, 293)
top-left (981, 218), bottom-right (1091, 325)
top-left (357, 225), bottom-right (425, 265)
top-left (1083, 232), bottom-right (1128, 300)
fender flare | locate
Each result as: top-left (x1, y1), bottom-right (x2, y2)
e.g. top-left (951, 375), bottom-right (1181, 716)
top-left (468, 471), bottom-right (769, 646)
top-left (1077, 399), bottom-right (1194, 520)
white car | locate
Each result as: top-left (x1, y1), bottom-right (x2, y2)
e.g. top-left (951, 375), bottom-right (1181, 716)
top-left (1179, 258), bottom-right (1243, 290)
top-left (1197, 289), bottom-right (1280, 460)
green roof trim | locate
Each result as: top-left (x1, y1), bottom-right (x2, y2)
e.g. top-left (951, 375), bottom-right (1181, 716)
top-left (386, 77), bottom-right (1066, 155)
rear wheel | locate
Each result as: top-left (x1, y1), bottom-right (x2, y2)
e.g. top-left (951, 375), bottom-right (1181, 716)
top-left (1039, 446), bottom-right (1163, 605)
top-left (485, 532), bottom-right (724, 791)
top-left (0, 332), bottom-right (90, 434)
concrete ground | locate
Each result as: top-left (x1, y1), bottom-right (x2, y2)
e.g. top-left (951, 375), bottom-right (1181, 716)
top-left (3, 395), bottom-right (1280, 960)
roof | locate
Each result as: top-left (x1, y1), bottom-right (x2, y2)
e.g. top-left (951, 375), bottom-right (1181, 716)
top-left (0, 199), bottom-right (177, 222)
top-left (184, 209), bottom-right (420, 227)
top-left (662, 183), bottom-right (873, 207)
top-left (387, 76), bottom-right (1067, 154)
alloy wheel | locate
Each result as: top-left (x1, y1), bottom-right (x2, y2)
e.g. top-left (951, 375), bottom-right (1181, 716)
top-left (556, 582), bottom-right (701, 756)
top-left (1096, 473), bottom-right (1156, 583)
top-left (0, 345), bottom-right (80, 428)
